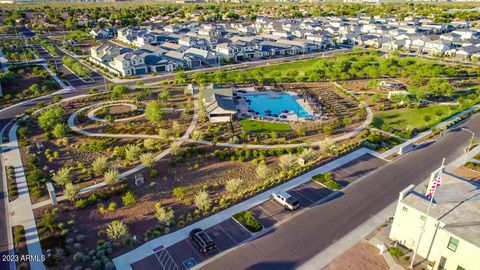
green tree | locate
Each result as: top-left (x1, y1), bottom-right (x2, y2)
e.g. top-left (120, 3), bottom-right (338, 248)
top-left (38, 106), bottom-right (64, 131)
top-left (52, 123), bottom-right (70, 139)
top-left (176, 71), bottom-right (187, 84)
top-left (192, 71), bottom-right (207, 84)
top-left (213, 70), bottom-right (227, 84)
top-left (145, 100), bottom-right (165, 125)
top-left (110, 85), bottom-right (130, 99)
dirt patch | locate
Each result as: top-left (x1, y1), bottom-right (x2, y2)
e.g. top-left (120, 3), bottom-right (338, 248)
top-left (323, 239), bottom-right (389, 270)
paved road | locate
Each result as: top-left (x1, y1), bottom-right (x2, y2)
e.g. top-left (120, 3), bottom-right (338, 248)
top-left (199, 114), bottom-right (480, 270)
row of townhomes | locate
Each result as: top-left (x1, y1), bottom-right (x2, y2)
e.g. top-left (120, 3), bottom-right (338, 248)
top-left (89, 15), bottom-right (478, 77)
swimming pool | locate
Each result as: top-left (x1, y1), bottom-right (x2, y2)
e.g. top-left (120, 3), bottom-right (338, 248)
top-left (244, 93), bottom-right (312, 118)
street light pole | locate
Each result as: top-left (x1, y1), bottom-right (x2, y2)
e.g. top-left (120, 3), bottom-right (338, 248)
top-left (462, 128), bottom-right (475, 165)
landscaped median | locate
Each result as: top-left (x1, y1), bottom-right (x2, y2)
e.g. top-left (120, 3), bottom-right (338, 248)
top-left (6, 165), bottom-right (18, 201)
top-left (233, 210), bottom-right (263, 233)
top-left (312, 172), bottom-right (342, 190)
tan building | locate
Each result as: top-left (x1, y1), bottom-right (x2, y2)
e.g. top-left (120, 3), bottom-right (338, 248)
top-left (202, 84), bottom-right (237, 123)
top-left (389, 172), bottom-right (480, 270)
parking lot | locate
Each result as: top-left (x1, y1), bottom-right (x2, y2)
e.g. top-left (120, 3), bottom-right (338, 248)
top-left (131, 218), bottom-right (251, 270)
top-left (330, 154), bottom-right (387, 186)
top-left (131, 153), bottom-right (386, 269)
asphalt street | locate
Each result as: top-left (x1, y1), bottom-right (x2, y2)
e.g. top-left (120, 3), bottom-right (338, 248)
top-left (199, 114), bottom-right (480, 270)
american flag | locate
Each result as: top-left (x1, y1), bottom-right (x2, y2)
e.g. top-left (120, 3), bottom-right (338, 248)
top-left (426, 172), bottom-right (442, 199)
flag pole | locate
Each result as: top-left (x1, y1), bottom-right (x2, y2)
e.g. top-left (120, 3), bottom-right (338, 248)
top-left (409, 158), bottom-right (445, 269)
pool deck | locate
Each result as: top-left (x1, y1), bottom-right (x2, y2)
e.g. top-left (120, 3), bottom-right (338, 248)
top-left (235, 88), bottom-right (318, 122)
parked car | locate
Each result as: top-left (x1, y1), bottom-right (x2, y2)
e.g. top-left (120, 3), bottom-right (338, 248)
top-left (270, 191), bottom-right (299, 210)
top-left (189, 228), bottom-right (215, 254)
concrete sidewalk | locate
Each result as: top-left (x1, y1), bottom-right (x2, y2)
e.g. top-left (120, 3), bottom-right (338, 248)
top-left (113, 147), bottom-right (379, 270)
top-left (3, 123), bottom-right (45, 270)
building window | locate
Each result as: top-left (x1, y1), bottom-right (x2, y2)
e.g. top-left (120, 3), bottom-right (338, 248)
top-left (447, 237), bottom-right (459, 252)
top-left (456, 266), bottom-right (466, 270)
top-left (420, 215), bottom-right (426, 221)
top-left (402, 206), bottom-right (408, 212)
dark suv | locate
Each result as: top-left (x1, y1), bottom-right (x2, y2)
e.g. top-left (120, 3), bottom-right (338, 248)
top-left (189, 228), bottom-right (216, 254)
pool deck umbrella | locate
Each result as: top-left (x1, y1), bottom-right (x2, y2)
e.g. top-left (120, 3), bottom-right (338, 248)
top-left (281, 110), bottom-right (289, 113)
top-left (264, 110), bottom-right (272, 113)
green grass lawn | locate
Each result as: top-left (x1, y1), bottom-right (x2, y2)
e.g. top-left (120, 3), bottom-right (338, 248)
top-left (240, 119), bottom-right (293, 133)
top-left (372, 105), bottom-right (463, 137)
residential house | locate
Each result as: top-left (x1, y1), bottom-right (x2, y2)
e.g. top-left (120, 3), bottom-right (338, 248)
top-left (454, 45), bottom-right (480, 60)
top-left (423, 39), bottom-right (450, 56)
top-left (184, 47), bottom-right (218, 65)
top-left (90, 44), bottom-right (122, 65)
top-left (111, 53), bottom-right (148, 76)
top-left (90, 28), bottom-right (116, 39)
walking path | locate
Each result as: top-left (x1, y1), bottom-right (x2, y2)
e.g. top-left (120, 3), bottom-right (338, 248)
top-left (32, 93), bottom-right (200, 209)
top-left (3, 123), bottom-right (45, 270)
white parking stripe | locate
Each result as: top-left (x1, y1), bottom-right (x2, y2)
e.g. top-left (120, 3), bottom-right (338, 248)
top-left (216, 223), bottom-right (237, 244)
top-left (258, 205), bottom-right (280, 221)
top-left (301, 183), bottom-right (327, 198)
top-left (185, 238), bottom-right (206, 258)
top-left (289, 189), bottom-right (315, 203)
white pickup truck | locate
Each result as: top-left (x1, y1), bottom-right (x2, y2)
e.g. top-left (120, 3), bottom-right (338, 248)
top-left (271, 191), bottom-right (300, 211)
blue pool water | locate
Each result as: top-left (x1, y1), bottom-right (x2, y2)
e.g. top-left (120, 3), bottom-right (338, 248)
top-left (245, 93), bottom-right (312, 118)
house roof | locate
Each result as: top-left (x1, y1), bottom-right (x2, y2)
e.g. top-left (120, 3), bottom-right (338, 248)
top-left (401, 173), bottom-right (480, 247)
top-left (203, 84), bottom-right (236, 115)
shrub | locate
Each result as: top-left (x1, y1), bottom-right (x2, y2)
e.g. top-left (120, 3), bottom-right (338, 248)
top-left (125, 144), bottom-right (142, 163)
top-left (172, 187), bottom-right (186, 201)
top-left (106, 220), bottom-right (128, 241)
top-left (256, 164), bottom-right (276, 180)
top-left (52, 123), bottom-right (70, 139)
top-left (92, 156), bottom-right (108, 176)
top-left (140, 152), bottom-right (155, 168)
top-left (233, 211), bottom-right (262, 233)
top-left (388, 247), bottom-right (404, 257)
top-left (104, 169), bottom-right (119, 186)
top-left (150, 169), bottom-right (159, 178)
top-left (51, 167), bottom-right (72, 186)
top-left (122, 192), bottom-right (136, 207)
top-left (154, 203), bottom-right (174, 225)
top-left (107, 202), bottom-right (117, 211)
top-left (225, 178), bottom-right (244, 194)
top-left (312, 172), bottom-right (342, 190)
top-left (194, 190), bottom-right (211, 212)
top-left (279, 154), bottom-right (298, 172)
top-left (64, 183), bottom-right (80, 201)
